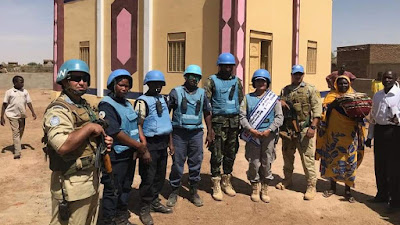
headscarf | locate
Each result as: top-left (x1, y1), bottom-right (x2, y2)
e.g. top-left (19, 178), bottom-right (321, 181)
top-left (323, 75), bottom-right (354, 105)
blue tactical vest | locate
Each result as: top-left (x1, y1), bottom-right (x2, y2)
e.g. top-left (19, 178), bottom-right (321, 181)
top-left (137, 94), bottom-right (173, 137)
top-left (100, 96), bottom-right (140, 153)
top-left (172, 86), bottom-right (204, 130)
top-left (246, 93), bottom-right (275, 131)
top-left (210, 74), bottom-right (240, 115)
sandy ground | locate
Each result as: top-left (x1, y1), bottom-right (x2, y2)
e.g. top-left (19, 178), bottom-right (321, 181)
top-left (0, 89), bottom-right (399, 225)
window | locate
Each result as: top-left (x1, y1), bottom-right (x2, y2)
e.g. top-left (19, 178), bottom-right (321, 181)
top-left (80, 41), bottom-right (90, 67)
top-left (168, 33), bottom-right (185, 72)
top-left (307, 41), bottom-right (317, 74)
top-left (260, 40), bottom-right (272, 72)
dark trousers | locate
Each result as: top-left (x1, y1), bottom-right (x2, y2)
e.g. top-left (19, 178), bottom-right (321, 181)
top-left (101, 156), bottom-right (136, 219)
top-left (139, 149), bottom-right (168, 205)
top-left (374, 124), bottom-right (400, 203)
top-left (169, 129), bottom-right (204, 188)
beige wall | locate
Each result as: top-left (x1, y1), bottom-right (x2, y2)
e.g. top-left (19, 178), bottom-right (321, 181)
top-left (64, 0), bottom-right (97, 88)
top-left (298, 0), bottom-right (332, 92)
top-left (245, 0), bottom-right (293, 94)
top-left (152, 0), bottom-right (220, 94)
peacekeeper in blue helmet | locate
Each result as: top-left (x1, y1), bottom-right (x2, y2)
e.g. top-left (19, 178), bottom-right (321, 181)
top-left (134, 70), bottom-right (174, 225)
top-left (204, 53), bottom-right (244, 201)
top-left (42, 59), bottom-right (113, 225)
top-left (239, 69), bottom-right (283, 203)
top-left (166, 65), bottom-right (214, 208)
top-left (275, 65), bottom-right (322, 201)
top-left (98, 69), bottom-right (150, 225)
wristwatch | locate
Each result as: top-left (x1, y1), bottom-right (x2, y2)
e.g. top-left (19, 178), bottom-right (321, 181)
top-left (310, 125), bottom-right (316, 130)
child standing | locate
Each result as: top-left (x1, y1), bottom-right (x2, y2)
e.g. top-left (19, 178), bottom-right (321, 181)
top-left (239, 69), bottom-right (283, 202)
top-left (1, 76), bottom-right (36, 159)
top-left (134, 70), bottom-right (174, 225)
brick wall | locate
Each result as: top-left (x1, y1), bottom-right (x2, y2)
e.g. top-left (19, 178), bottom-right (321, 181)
top-left (337, 45), bottom-right (370, 78)
top-left (369, 45), bottom-right (400, 64)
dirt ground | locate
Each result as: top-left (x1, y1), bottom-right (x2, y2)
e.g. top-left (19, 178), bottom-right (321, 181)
top-left (0, 89), bottom-right (399, 225)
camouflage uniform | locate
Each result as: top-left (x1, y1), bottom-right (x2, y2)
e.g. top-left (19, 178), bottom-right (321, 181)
top-left (204, 75), bottom-right (244, 177)
top-left (43, 93), bottom-right (100, 225)
top-left (279, 82), bottom-right (322, 187)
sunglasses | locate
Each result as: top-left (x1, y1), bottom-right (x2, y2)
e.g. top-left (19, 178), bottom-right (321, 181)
top-left (67, 74), bottom-right (90, 83)
top-left (187, 74), bottom-right (201, 82)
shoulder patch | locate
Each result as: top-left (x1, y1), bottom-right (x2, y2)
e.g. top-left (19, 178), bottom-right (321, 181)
top-left (99, 111), bottom-right (106, 119)
top-left (50, 116), bottom-right (60, 127)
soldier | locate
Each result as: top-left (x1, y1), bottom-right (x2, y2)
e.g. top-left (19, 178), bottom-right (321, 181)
top-left (43, 59), bottom-right (113, 225)
top-left (98, 69), bottom-right (150, 225)
top-left (276, 65), bottom-right (322, 200)
top-left (134, 70), bottom-right (174, 225)
top-left (166, 65), bottom-right (214, 207)
top-left (204, 53), bottom-right (244, 201)
top-left (240, 69), bottom-right (283, 203)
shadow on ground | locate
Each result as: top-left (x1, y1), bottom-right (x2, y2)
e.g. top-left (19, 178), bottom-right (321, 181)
top-left (1, 143), bottom-right (35, 154)
top-left (273, 173), bottom-right (400, 225)
top-left (97, 172), bottom-right (400, 225)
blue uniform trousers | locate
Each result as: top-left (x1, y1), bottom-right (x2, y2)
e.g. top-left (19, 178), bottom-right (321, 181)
top-left (169, 128), bottom-right (204, 188)
top-left (101, 149), bottom-right (136, 219)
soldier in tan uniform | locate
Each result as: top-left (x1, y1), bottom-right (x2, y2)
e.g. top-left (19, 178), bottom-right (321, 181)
top-left (276, 65), bottom-right (322, 200)
top-left (43, 59), bottom-right (113, 225)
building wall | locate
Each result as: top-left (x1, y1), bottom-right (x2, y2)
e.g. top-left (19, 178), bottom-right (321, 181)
top-left (337, 45), bottom-right (370, 78)
top-left (64, 0), bottom-right (97, 88)
top-left (245, 0), bottom-right (293, 94)
top-left (152, 0), bottom-right (220, 94)
top-left (370, 45), bottom-right (400, 64)
top-left (298, 0), bottom-right (332, 92)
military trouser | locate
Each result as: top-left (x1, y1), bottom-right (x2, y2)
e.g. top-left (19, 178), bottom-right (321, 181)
top-left (50, 192), bottom-right (99, 225)
top-left (281, 127), bottom-right (316, 182)
top-left (209, 125), bottom-right (239, 177)
top-left (245, 132), bottom-right (276, 183)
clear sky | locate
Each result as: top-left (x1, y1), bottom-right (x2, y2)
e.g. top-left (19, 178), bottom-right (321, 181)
top-left (0, 0), bottom-right (399, 64)
top-left (332, 0), bottom-right (400, 53)
top-left (0, 0), bottom-right (53, 64)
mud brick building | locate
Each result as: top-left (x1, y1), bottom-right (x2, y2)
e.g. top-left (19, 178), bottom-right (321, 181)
top-left (337, 44), bottom-right (400, 79)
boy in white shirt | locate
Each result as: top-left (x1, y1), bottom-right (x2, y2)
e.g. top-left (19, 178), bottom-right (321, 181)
top-left (1, 76), bottom-right (36, 159)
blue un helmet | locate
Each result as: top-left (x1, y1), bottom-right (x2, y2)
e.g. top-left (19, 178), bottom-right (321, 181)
top-left (144, 70), bottom-right (166, 86)
top-left (57, 59), bottom-right (90, 85)
top-left (184, 64), bottom-right (202, 78)
top-left (107, 69), bottom-right (132, 90)
top-left (291, 65), bottom-right (304, 74)
top-left (217, 53), bottom-right (236, 65)
top-left (252, 69), bottom-right (271, 88)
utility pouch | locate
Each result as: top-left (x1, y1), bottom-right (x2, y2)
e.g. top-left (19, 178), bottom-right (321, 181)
top-left (59, 200), bottom-right (70, 221)
top-left (156, 99), bottom-right (163, 116)
top-left (228, 84), bottom-right (236, 101)
top-left (181, 96), bottom-right (188, 113)
top-left (195, 100), bottom-right (201, 115)
top-left (59, 178), bottom-right (70, 221)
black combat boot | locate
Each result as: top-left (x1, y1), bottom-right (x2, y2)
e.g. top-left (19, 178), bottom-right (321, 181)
top-left (139, 204), bottom-right (154, 225)
top-left (115, 210), bottom-right (135, 225)
top-left (150, 198), bottom-right (173, 214)
top-left (102, 216), bottom-right (117, 225)
top-left (189, 184), bottom-right (203, 207)
top-left (166, 187), bottom-right (179, 207)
